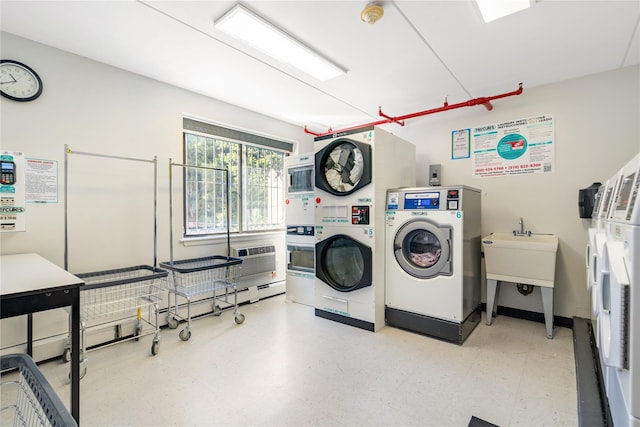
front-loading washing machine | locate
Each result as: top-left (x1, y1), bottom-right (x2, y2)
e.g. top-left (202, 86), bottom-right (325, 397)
top-left (313, 126), bottom-right (416, 331)
top-left (587, 178), bottom-right (618, 344)
top-left (597, 153), bottom-right (640, 427)
top-left (385, 186), bottom-right (482, 344)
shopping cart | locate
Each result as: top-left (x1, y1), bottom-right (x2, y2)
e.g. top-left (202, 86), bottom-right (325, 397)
top-left (160, 256), bottom-right (243, 341)
top-left (1, 353), bottom-right (77, 427)
top-left (62, 265), bottom-right (168, 379)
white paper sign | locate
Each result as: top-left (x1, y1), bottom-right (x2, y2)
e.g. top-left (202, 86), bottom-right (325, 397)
top-left (26, 158), bottom-right (58, 203)
top-left (472, 114), bottom-right (554, 178)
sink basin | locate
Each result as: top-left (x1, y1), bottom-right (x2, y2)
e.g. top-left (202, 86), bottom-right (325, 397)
top-left (482, 232), bottom-right (559, 287)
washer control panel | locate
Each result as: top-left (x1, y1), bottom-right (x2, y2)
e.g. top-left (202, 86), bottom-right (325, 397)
top-left (387, 186), bottom-right (478, 212)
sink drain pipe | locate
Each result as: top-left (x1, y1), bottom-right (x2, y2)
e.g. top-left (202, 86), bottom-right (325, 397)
top-left (304, 83), bottom-right (523, 137)
top-left (517, 283), bottom-right (535, 296)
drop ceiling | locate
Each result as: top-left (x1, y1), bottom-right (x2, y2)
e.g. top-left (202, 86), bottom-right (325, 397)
top-left (1, 1), bottom-right (639, 133)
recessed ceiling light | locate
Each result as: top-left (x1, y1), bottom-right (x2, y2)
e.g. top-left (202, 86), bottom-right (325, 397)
top-left (476, 0), bottom-right (531, 23)
top-left (214, 4), bottom-right (346, 81)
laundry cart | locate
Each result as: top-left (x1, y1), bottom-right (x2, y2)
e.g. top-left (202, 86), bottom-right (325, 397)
top-left (1, 353), bottom-right (77, 427)
top-left (62, 265), bottom-right (168, 378)
top-left (160, 256), bottom-right (244, 341)
top-left (162, 159), bottom-right (243, 341)
top-left (63, 146), bottom-right (166, 379)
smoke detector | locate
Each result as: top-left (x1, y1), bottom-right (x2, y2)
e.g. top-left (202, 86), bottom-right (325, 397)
top-left (360, 3), bottom-right (384, 24)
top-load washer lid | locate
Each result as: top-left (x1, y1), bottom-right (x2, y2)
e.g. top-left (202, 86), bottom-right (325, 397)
top-left (315, 138), bottom-right (372, 196)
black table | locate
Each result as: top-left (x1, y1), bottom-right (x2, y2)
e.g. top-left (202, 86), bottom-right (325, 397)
top-left (1, 253), bottom-right (83, 424)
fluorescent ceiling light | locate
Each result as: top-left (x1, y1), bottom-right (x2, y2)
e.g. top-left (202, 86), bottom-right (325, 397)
top-left (214, 4), bottom-right (346, 81)
top-left (476, 0), bottom-right (531, 23)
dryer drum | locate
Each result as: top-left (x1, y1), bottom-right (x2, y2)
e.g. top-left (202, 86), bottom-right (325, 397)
top-left (315, 138), bottom-right (372, 196)
top-left (315, 234), bottom-right (373, 292)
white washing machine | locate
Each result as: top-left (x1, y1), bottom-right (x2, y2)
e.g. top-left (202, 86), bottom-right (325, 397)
top-left (587, 178), bottom-right (618, 343)
top-left (597, 153), bottom-right (640, 427)
top-left (385, 186), bottom-right (482, 344)
top-left (285, 154), bottom-right (315, 306)
top-left (314, 126), bottom-right (416, 331)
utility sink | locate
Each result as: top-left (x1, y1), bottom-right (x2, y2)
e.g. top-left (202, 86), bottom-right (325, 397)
top-left (482, 232), bottom-right (559, 287)
top-left (482, 232), bottom-right (559, 338)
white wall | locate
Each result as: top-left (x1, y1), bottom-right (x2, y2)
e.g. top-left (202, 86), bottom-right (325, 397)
top-left (0, 32), bottom-right (313, 279)
top-left (384, 65), bottom-right (640, 319)
top-left (2, 31), bottom-right (638, 321)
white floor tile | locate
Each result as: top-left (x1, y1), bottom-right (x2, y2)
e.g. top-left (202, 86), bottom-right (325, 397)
top-left (8, 295), bottom-right (578, 426)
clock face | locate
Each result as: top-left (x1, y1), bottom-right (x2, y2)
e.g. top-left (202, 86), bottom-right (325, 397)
top-left (0, 60), bottom-right (43, 102)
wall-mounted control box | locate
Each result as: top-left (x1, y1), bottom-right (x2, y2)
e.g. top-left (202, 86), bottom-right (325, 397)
top-left (429, 164), bottom-right (441, 186)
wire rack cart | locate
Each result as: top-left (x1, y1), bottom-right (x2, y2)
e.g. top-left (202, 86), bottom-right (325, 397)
top-left (62, 146), bottom-right (167, 379)
top-left (1, 353), bottom-right (78, 427)
top-left (160, 256), bottom-right (243, 341)
top-left (161, 160), bottom-right (244, 341)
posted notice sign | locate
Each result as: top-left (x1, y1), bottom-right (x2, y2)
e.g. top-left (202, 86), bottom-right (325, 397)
top-left (472, 114), bottom-right (554, 178)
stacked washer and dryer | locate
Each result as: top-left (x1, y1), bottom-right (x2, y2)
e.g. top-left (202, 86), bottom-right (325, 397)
top-left (285, 154), bottom-right (316, 306)
top-left (590, 153), bottom-right (640, 427)
top-left (313, 126), bottom-right (415, 332)
top-left (385, 187), bottom-right (482, 344)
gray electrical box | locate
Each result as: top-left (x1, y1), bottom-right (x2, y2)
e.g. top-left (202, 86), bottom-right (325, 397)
top-left (429, 164), bottom-right (441, 186)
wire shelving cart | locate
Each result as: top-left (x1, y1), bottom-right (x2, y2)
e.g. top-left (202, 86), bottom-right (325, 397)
top-left (160, 160), bottom-right (244, 341)
top-left (62, 146), bottom-right (168, 379)
top-left (1, 353), bottom-right (78, 427)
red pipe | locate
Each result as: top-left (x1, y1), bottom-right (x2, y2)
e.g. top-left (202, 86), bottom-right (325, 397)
top-left (304, 83), bottom-right (523, 137)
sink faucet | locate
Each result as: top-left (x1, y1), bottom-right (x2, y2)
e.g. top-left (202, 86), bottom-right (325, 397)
top-left (513, 217), bottom-right (531, 236)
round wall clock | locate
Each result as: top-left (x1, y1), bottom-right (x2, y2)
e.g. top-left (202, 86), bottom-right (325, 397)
top-left (0, 59), bottom-right (43, 102)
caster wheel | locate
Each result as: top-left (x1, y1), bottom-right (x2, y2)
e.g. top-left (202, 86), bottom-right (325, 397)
top-left (68, 363), bottom-right (88, 381)
top-left (234, 313), bottom-right (245, 324)
top-left (151, 340), bottom-right (160, 355)
top-left (62, 348), bottom-right (71, 364)
top-left (167, 316), bottom-right (179, 329)
top-left (179, 328), bottom-right (192, 341)
top-left (134, 324), bottom-right (142, 341)
top-left (213, 304), bottom-right (222, 316)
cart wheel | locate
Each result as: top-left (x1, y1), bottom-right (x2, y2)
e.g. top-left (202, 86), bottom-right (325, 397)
top-left (134, 323), bottom-right (143, 341)
top-left (62, 348), bottom-right (71, 364)
top-left (167, 315), bottom-right (179, 329)
top-left (179, 328), bottom-right (191, 341)
top-left (213, 304), bottom-right (222, 316)
top-left (151, 340), bottom-right (160, 356)
top-left (68, 362), bottom-right (88, 381)
top-left (235, 313), bottom-right (245, 324)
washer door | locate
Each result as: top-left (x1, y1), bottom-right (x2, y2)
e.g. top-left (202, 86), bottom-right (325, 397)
top-left (315, 138), bottom-right (372, 196)
top-left (316, 234), bottom-right (372, 292)
top-left (598, 241), bottom-right (628, 369)
top-left (393, 218), bottom-right (452, 278)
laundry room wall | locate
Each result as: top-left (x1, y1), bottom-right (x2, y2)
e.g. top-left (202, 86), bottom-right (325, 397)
top-left (0, 32), bottom-right (313, 276)
top-left (387, 65), bottom-right (640, 320)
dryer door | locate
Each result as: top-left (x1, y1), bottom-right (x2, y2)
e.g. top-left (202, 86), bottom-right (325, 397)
top-left (393, 218), bottom-right (452, 278)
top-left (316, 234), bottom-right (372, 292)
top-left (315, 138), bottom-right (372, 196)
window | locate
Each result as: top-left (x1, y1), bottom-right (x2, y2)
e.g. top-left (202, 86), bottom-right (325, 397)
top-left (183, 118), bottom-right (292, 237)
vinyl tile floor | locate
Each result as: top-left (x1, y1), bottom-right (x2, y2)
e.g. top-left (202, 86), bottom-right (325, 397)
top-left (10, 294), bottom-right (578, 426)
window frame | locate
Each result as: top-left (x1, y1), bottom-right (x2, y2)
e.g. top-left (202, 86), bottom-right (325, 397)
top-left (182, 118), bottom-right (292, 239)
